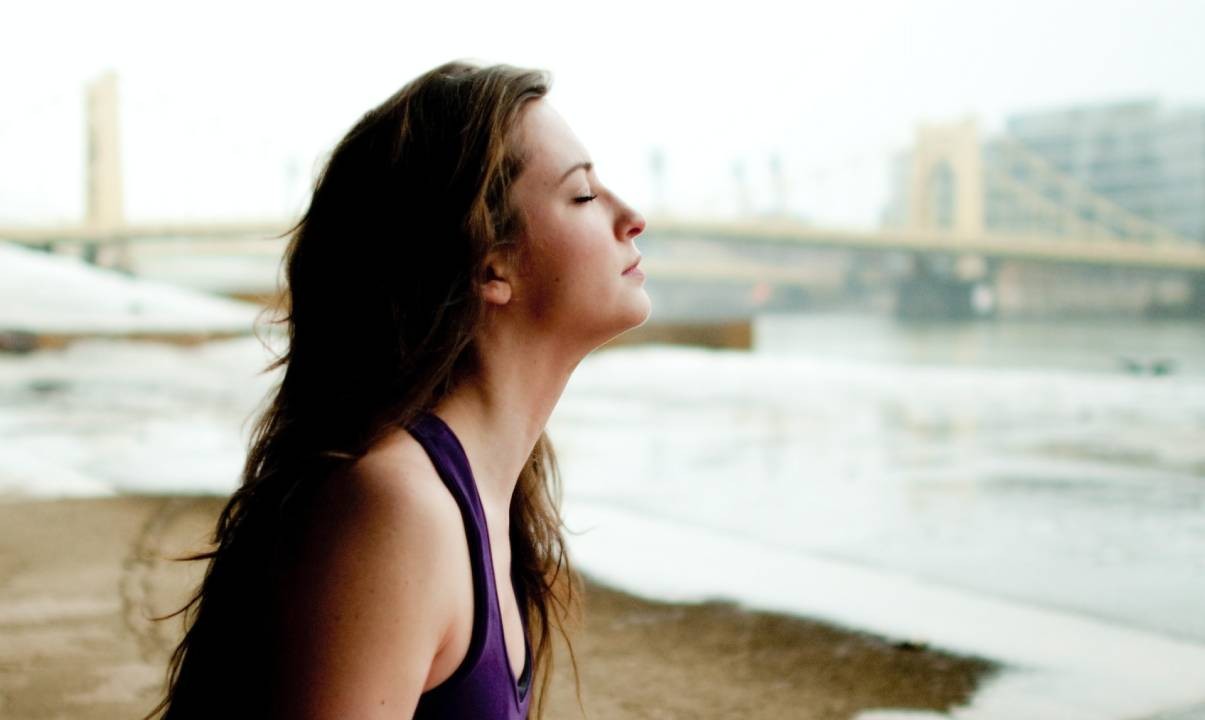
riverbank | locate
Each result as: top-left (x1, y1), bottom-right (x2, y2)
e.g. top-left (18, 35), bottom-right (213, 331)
top-left (0, 495), bottom-right (996, 719)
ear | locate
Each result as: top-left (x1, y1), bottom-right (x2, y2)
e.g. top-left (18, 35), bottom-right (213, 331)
top-left (480, 250), bottom-right (513, 307)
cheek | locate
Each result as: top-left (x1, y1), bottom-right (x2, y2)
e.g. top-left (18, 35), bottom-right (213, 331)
top-left (520, 208), bottom-right (618, 315)
top-left (518, 231), bottom-right (575, 314)
top-left (528, 214), bottom-right (600, 285)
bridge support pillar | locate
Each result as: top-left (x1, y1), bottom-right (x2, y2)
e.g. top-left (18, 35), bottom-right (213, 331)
top-left (1191, 274), bottom-right (1205, 317)
top-left (894, 253), bottom-right (996, 321)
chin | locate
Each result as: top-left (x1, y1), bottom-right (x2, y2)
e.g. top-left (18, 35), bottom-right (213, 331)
top-left (621, 292), bottom-right (653, 330)
top-left (575, 292), bottom-right (653, 351)
top-left (613, 296), bottom-right (653, 339)
top-left (631, 297), bottom-right (653, 328)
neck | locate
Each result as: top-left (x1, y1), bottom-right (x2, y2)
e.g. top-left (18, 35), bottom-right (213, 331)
top-left (430, 320), bottom-right (583, 536)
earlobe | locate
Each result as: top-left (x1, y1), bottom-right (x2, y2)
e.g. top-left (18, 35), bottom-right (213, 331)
top-left (481, 277), bottom-right (512, 306)
top-left (481, 259), bottom-right (513, 306)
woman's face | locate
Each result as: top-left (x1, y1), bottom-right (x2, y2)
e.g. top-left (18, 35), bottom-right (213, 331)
top-left (504, 98), bottom-right (649, 348)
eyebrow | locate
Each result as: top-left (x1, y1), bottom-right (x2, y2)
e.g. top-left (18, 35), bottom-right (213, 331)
top-left (558, 161), bottom-right (593, 185)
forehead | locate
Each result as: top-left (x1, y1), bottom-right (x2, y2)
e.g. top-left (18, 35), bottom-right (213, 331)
top-left (514, 99), bottom-right (590, 185)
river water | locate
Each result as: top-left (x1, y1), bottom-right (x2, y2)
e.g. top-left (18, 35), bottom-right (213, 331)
top-left (550, 313), bottom-right (1205, 644)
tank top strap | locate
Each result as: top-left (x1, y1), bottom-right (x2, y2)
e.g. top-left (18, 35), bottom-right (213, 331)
top-left (405, 410), bottom-right (532, 718)
top-left (406, 409), bottom-right (501, 601)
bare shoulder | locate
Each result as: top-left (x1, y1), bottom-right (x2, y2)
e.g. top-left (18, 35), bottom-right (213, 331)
top-left (341, 426), bottom-right (460, 518)
top-left (305, 425), bottom-right (464, 569)
top-left (269, 425), bottom-right (464, 719)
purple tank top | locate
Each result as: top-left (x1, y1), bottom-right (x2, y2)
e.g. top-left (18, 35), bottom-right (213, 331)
top-left (407, 410), bottom-right (533, 720)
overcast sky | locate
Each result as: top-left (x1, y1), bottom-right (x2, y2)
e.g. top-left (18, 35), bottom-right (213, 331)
top-left (3, 0), bottom-right (1203, 228)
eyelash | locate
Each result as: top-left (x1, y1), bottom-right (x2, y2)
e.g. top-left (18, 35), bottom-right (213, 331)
top-left (574, 194), bottom-right (598, 204)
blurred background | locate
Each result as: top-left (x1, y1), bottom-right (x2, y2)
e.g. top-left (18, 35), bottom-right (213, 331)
top-left (2, 1), bottom-right (1204, 718)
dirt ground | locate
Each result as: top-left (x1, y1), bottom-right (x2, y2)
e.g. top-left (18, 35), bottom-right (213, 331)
top-left (0, 495), bottom-right (999, 719)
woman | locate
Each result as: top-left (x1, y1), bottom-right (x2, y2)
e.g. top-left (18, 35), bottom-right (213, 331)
top-left (143, 60), bottom-right (648, 719)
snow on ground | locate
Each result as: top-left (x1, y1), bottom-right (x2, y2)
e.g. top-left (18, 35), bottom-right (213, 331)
top-left (0, 241), bottom-right (261, 335)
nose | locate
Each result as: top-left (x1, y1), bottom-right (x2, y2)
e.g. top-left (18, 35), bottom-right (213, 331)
top-left (617, 201), bottom-right (646, 242)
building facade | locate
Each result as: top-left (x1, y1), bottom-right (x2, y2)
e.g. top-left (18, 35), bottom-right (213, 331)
top-left (882, 99), bottom-right (1205, 244)
top-left (1004, 99), bottom-right (1204, 243)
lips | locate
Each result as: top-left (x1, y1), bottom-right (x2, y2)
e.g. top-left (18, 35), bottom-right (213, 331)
top-left (622, 255), bottom-right (642, 274)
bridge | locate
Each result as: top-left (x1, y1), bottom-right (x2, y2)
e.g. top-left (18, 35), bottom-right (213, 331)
top-left (5, 217), bottom-right (1205, 272)
top-left (3, 73), bottom-right (1203, 322)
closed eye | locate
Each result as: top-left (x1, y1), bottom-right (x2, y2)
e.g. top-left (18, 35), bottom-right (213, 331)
top-left (574, 194), bottom-right (598, 203)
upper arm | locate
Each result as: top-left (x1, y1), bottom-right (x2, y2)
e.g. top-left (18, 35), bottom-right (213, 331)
top-left (269, 451), bottom-right (458, 719)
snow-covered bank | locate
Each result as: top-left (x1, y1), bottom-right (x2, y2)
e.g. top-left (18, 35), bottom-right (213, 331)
top-left (563, 499), bottom-right (1205, 720)
top-left (0, 241), bottom-right (260, 336)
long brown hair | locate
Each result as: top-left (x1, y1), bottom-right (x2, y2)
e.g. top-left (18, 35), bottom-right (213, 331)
top-left (142, 60), bottom-right (583, 719)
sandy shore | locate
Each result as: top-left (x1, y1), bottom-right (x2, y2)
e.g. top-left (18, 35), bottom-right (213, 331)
top-left (0, 495), bottom-right (998, 719)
